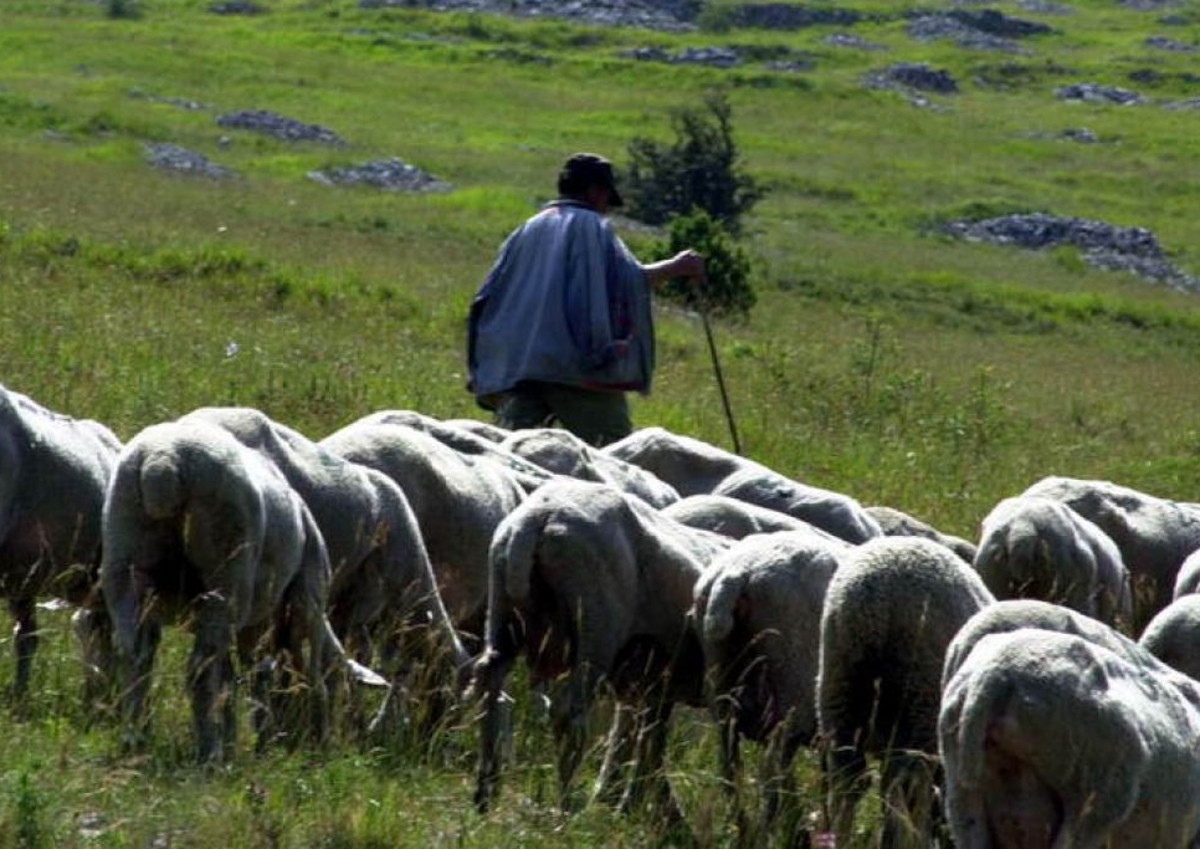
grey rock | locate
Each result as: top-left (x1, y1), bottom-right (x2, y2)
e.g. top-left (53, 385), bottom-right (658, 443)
top-left (822, 32), bottom-right (887, 51)
top-left (358, 0), bottom-right (700, 32)
top-left (307, 157), bottom-right (450, 192)
top-left (724, 3), bottom-right (868, 30)
top-left (216, 109), bottom-right (347, 145)
top-left (1056, 82), bottom-right (1147, 105)
top-left (144, 143), bottom-right (236, 179)
top-left (907, 13), bottom-right (1027, 52)
top-left (869, 62), bottom-right (959, 93)
top-left (1146, 35), bottom-right (1198, 52)
top-left (944, 213), bottom-right (1199, 292)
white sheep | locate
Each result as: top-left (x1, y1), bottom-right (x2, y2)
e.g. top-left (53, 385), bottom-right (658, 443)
top-left (0, 384), bottom-right (121, 696)
top-left (181, 407), bottom-right (469, 723)
top-left (691, 529), bottom-right (846, 837)
top-left (607, 426), bottom-right (881, 544)
top-left (500, 427), bottom-right (680, 509)
top-left (664, 494), bottom-right (836, 541)
top-left (864, 504), bottom-right (977, 564)
top-left (1140, 595), bottom-right (1200, 682)
top-left (942, 599), bottom-right (1200, 720)
top-left (472, 478), bottom-right (730, 818)
top-left (320, 420), bottom-right (530, 645)
top-left (817, 535), bottom-right (994, 847)
top-left (1022, 475), bottom-right (1200, 631)
top-left (345, 410), bottom-right (549, 490)
top-left (100, 419), bottom-right (375, 761)
top-left (973, 495), bottom-right (1133, 630)
top-left (1172, 548), bottom-right (1200, 598)
top-left (940, 628), bottom-right (1200, 847)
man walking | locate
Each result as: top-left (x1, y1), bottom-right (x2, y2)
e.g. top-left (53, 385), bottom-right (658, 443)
top-left (467, 152), bottom-right (705, 446)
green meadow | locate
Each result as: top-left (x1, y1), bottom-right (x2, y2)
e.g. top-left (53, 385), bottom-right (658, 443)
top-left (1, 0), bottom-right (1199, 844)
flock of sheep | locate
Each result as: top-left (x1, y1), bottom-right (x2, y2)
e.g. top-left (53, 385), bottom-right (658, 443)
top-left (7, 379), bottom-right (1200, 847)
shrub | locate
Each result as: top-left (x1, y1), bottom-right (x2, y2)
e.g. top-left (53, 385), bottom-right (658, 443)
top-left (624, 90), bottom-right (764, 234)
top-left (655, 208), bottom-right (755, 318)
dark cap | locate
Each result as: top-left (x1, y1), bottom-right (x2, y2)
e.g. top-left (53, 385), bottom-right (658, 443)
top-left (557, 152), bottom-right (624, 207)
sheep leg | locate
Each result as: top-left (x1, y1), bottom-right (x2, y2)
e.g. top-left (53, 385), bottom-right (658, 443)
top-left (759, 717), bottom-right (803, 843)
top-left (188, 591), bottom-right (235, 763)
top-left (473, 647), bottom-right (516, 813)
top-left (8, 596), bottom-right (37, 700)
top-left (593, 701), bottom-right (637, 806)
top-left (823, 743), bottom-right (870, 845)
top-left (73, 607), bottom-right (117, 714)
top-left (879, 751), bottom-right (937, 849)
top-left (550, 665), bottom-right (600, 813)
top-left (620, 696), bottom-right (685, 825)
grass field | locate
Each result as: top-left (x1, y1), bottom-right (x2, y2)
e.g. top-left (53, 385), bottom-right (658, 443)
top-left (2, 0), bottom-right (1200, 845)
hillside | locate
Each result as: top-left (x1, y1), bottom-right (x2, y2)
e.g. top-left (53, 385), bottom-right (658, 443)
top-left (1, 0), bottom-right (1200, 844)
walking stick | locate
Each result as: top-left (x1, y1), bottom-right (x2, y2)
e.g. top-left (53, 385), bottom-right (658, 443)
top-left (696, 275), bottom-right (742, 455)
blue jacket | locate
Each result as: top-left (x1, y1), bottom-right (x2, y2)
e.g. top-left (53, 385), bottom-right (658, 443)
top-left (467, 200), bottom-right (655, 409)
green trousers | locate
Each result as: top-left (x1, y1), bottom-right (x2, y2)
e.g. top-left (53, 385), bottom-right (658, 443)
top-left (495, 381), bottom-right (633, 448)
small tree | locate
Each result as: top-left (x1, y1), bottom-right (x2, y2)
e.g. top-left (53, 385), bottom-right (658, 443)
top-left (655, 208), bottom-right (755, 318)
top-left (625, 90), bottom-right (764, 235)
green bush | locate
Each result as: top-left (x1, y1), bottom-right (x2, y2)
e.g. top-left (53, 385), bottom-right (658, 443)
top-left (655, 208), bottom-right (755, 318)
top-left (625, 90), bottom-right (764, 235)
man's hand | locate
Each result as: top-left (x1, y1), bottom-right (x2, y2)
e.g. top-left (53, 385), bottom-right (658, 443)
top-left (643, 249), bottom-right (706, 289)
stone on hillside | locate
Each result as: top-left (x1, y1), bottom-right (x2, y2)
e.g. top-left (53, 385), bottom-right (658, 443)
top-left (1016, 0), bottom-right (1074, 14)
top-left (724, 3), bottom-right (867, 30)
top-left (307, 157), bottom-right (450, 193)
top-left (822, 32), bottom-right (886, 51)
top-left (870, 62), bottom-right (959, 94)
top-left (1055, 82), bottom-right (1147, 105)
top-left (357, 0), bottom-right (700, 32)
top-left (144, 143), bottom-right (236, 179)
top-left (209, 1), bottom-right (266, 13)
top-left (948, 8), bottom-right (1052, 37)
top-left (1146, 35), bottom-right (1198, 52)
top-left (216, 109), bottom-right (347, 145)
top-left (944, 212), bottom-right (1199, 292)
top-left (906, 13), bottom-right (1026, 52)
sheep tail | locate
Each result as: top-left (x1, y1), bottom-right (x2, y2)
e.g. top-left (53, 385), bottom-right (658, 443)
top-left (139, 451), bottom-right (184, 520)
top-left (495, 511), bottom-right (548, 609)
top-left (702, 568), bottom-right (751, 649)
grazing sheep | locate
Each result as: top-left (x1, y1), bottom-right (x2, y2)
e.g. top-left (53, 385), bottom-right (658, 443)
top-left (663, 494), bottom-right (827, 540)
top-left (973, 495), bottom-right (1132, 630)
top-left (1172, 548), bottom-right (1200, 598)
top-left (865, 505), bottom-right (977, 564)
top-left (817, 536), bottom-right (994, 847)
top-left (337, 410), bottom-right (551, 493)
top-left (500, 427), bottom-right (680, 509)
top-left (943, 598), bottom-right (1200, 710)
top-left (940, 628), bottom-right (1200, 847)
top-left (607, 427), bottom-right (881, 544)
top-left (321, 421), bottom-right (529, 643)
top-left (101, 419), bottom-right (368, 761)
top-left (1140, 595), bottom-right (1200, 682)
top-left (0, 385), bottom-right (121, 696)
top-left (181, 408), bottom-right (469, 712)
top-left (472, 478), bottom-right (730, 817)
top-left (1022, 475), bottom-right (1200, 631)
top-left (691, 530), bottom-right (846, 837)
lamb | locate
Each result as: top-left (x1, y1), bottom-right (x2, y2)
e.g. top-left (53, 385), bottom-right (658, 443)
top-left (817, 536), bottom-right (994, 847)
top-left (500, 427), bottom-right (680, 509)
top-left (180, 408), bottom-right (469, 717)
top-left (691, 529), bottom-right (846, 838)
top-left (864, 505), bottom-right (977, 564)
top-left (1140, 595), bottom-right (1200, 682)
top-left (1022, 475), bottom-right (1200, 631)
top-left (472, 478), bottom-right (730, 817)
top-left (0, 384), bottom-right (122, 696)
top-left (320, 420), bottom-right (530, 644)
top-left (939, 628), bottom-right (1200, 847)
top-left (606, 426), bottom-right (881, 544)
top-left (100, 418), bottom-right (376, 761)
top-left (973, 495), bottom-right (1132, 630)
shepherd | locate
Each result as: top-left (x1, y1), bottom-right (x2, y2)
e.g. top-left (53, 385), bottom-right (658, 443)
top-left (466, 152), bottom-right (706, 447)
